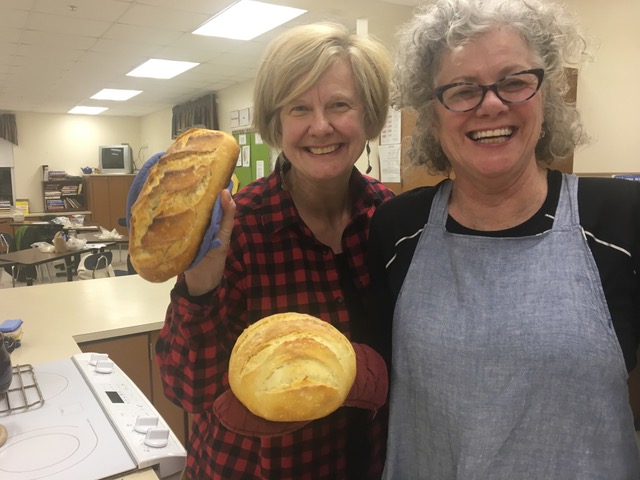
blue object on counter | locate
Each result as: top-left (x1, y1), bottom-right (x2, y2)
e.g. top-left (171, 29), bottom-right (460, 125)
top-left (0, 319), bottom-right (22, 333)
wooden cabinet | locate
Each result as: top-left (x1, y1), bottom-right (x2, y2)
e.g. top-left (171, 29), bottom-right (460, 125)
top-left (149, 331), bottom-right (190, 443)
top-left (85, 174), bottom-right (135, 233)
top-left (0, 218), bottom-right (11, 235)
top-left (79, 331), bottom-right (189, 446)
top-left (42, 178), bottom-right (86, 213)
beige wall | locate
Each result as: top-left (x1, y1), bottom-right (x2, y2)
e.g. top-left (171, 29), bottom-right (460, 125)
top-left (13, 112), bottom-right (140, 212)
top-left (562, 0), bottom-right (640, 174)
top-left (7, 0), bottom-right (639, 212)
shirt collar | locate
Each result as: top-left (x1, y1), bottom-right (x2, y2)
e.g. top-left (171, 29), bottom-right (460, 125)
top-left (258, 154), bottom-right (383, 234)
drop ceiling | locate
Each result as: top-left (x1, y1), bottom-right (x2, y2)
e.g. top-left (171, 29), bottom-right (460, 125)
top-left (0, 0), bottom-right (417, 117)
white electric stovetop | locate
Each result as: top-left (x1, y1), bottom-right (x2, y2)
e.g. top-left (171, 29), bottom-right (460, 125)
top-left (0, 353), bottom-right (186, 480)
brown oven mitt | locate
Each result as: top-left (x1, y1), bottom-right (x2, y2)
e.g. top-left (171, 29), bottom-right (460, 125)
top-left (212, 342), bottom-right (389, 437)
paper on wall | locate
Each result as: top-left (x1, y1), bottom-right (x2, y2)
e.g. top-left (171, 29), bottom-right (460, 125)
top-left (379, 144), bottom-right (401, 183)
top-left (380, 108), bottom-right (402, 145)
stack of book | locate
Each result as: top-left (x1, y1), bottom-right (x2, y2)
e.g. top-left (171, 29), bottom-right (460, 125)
top-left (0, 200), bottom-right (11, 214)
top-left (47, 170), bottom-right (68, 180)
top-left (63, 197), bottom-right (83, 209)
top-left (44, 183), bottom-right (64, 211)
top-left (60, 183), bottom-right (79, 196)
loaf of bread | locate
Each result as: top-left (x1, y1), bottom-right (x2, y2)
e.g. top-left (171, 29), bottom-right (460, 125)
top-left (228, 312), bottom-right (357, 422)
top-left (129, 128), bottom-right (239, 282)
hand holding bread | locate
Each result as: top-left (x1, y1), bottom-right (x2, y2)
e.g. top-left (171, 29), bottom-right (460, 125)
top-left (213, 312), bottom-right (389, 437)
top-left (183, 188), bottom-right (236, 296)
top-left (229, 312), bottom-right (357, 422)
top-left (128, 128), bottom-right (239, 283)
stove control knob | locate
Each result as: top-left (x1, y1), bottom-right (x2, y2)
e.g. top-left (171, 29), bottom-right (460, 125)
top-left (134, 416), bottom-right (159, 434)
top-left (90, 353), bottom-right (109, 365)
top-left (95, 359), bottom-right (114, 374)
top-left (144, 427), bottom-right (170, 448)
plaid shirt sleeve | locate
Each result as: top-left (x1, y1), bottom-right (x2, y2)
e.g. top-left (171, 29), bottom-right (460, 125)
top-left (155, 236), bottom-right (248, 413)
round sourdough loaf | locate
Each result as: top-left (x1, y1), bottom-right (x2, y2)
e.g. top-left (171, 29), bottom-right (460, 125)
top-left (228, 312), bottom-right (357, 422)
top-left (129, 128), bottom-right (239, 282)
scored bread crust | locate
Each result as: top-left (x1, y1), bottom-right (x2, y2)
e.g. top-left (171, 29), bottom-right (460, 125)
top-left (228, 312), bottom-right (357, 422)
top-left (129, 128), bottom-right (239, 282)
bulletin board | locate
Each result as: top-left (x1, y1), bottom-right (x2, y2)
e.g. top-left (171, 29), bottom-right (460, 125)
top-left (233, 130), bottom-right (271, 190)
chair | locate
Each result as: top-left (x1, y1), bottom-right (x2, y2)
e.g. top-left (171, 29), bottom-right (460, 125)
top-left (13, 226), bottom-right (45, 282)
top-left (0, 232), bottom-right (11, 255)
top-left (0, 233), bottom-right (18, 287)
top-left (114, 216), bottom-right (133, 273)
top-left (114, 254), bottom-right (136, 276)
top-left (83, 251), bottom-right (114, 279)
top-left (0, 232), bottom-right (32, 285)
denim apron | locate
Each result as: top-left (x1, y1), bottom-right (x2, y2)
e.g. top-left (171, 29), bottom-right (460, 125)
top-left (383, 174), bottom-right (640, 479)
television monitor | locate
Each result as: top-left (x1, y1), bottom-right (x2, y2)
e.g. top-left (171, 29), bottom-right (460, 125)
top-left (99, 144), bottom-right (133, 174)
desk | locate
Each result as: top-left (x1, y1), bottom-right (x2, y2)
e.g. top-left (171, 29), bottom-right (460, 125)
top-left (11, 221), bottom-right (99, 232)
top-left (78, 232), bottom-right (128, 261)
top-left (78, 232), bottom-right (128, 244)
top-left (9, 221), bottom-right (61, 242)
top-left (0, 245), bottom-right (111, 286)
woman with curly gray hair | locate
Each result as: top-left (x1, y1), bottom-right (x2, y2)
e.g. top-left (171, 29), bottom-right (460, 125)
top-left (368, 0), bottom-right (640, 478)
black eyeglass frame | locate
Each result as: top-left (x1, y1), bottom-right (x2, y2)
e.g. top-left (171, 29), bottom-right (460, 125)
top-left (432, 68), bottom-right (545, 112)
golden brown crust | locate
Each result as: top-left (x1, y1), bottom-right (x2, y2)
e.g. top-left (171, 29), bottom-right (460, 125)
top-left (229, 312), bottom-right (357, 422)
top-left (129, 128), bottom-right (239, 282)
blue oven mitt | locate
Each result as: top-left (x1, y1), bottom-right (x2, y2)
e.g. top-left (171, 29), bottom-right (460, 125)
top-left (125, 151), bottom-right (164, 230)
top-left (189, 179), bottom-right (233, 268)
top-left (126, 151), bottom-right (234, 270)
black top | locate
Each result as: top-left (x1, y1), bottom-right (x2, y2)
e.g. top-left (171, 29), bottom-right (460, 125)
top-left (368, 170), bottom-right (640, 371)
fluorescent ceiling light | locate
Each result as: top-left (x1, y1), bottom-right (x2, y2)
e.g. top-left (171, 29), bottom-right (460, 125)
top-left (68, 106), bottom-right (108, 115)
top-left (91, 89), bottom-right (142, 101)
top-left (193, 0), bottom-right (306, 41)
top-left (127, 59), bottom-right (199, 79)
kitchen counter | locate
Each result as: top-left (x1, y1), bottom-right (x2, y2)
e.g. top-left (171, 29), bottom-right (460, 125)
top-left (5, 275), bottom-right (173, 365)
top-left (2, 274), bottom-right (176, 480)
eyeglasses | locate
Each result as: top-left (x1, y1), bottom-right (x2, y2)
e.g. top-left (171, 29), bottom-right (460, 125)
top-left (433, 68), bottom-right (545, 112)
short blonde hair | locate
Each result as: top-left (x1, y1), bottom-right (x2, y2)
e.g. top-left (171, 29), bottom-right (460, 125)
top-left (253, 22), bottom-right (392, 148)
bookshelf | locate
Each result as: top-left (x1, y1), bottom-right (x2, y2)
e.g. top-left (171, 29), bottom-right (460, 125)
top-left (42, 178), bottom-right (86, 213)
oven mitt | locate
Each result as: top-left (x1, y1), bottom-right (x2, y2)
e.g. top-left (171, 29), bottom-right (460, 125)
top-left (342, 342), bottom-right (388, 411)
top-left (125, 151), bottom-right (164, 230)
top-left (125, 151), bottom-right (234, 269)
top-left (214, 390), bottom-right (310, 437)
top-left (189, 179), bottom-right (234, 268)
top-left (213, 342), bottom-right (388, 437)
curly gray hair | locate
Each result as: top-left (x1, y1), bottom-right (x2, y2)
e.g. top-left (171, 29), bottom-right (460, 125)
top-left (392, 0), bottom-right (591, 174)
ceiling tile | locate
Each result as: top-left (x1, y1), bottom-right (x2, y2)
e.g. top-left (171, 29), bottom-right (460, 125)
top-left (0, 0), bottom-right (416, 117)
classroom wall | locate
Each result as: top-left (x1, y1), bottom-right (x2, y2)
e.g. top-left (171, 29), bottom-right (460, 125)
top-left (562, 0), bottom-right (640, 174)
top-left (139, 108), bottom-right (173, 160)
top-left (12, 112), bottom-right (141, 212)
top-left (6, 0), bottom-right (639, 212)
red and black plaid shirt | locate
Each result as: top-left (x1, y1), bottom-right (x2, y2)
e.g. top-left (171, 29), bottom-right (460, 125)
top-left (156, 160), bottom-right (394, 479)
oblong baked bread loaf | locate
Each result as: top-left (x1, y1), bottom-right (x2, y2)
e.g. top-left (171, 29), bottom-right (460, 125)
top-left (229, 312), bottom-right (357, 422)
top-left (129, 128), bottom-right (239, 282)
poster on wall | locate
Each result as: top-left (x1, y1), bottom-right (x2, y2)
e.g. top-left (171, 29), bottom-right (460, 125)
top-left (239, 108), bottom-right (250, 127)
top-left (230, 110), bottom-right (240, 128)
